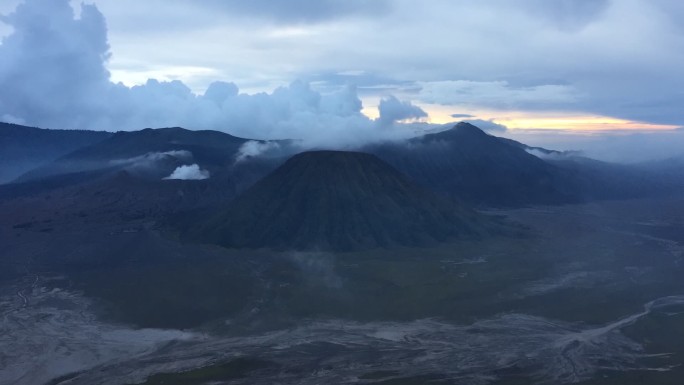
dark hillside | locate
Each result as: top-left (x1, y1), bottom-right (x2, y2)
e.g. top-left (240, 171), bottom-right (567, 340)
top-left (191, 150), bottom-right (499, 251)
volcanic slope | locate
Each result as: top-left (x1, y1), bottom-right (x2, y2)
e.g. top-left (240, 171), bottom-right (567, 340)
top-left (192, 150), bottom-right (499, 251)
top-left (367, 122), bottom-right (575, 206)
top-left (0, 122), bottom-right (111, 184)
top-left (15, 127), bottom-right (249, 183)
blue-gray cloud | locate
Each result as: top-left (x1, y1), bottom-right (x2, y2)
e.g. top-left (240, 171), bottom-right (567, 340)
top-left (302, 71), bottom-right (419, 96)
top-left (0, 0), bottom-right (427, 147)
top-left (17, 0), bottom-right (680, 128)
top-left (0, 0), bottom-right (111, 127)
top-left (3, 0), bottom-right (684, 161)
top-left (377, 96), bottom-right (428, 126)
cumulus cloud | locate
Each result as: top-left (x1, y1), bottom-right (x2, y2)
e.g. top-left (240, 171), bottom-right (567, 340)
top-left (0, 0), bottom-right (430, 148)
top-left (30, 0), bottom-right (683, 129)
top-left (524, 148), bottom-right (581, 161)
top-left (0, 0), bottom-right (111, 129)
top-left (3, 0), bottom-right (684, 162)
top-left (163, 164), bottom-right (210, 180)
top-left (202, 81), bottom-right (239, 105)
top-left (377, 96), bottom-right (428, 126)
top-left (107, 150), bottom-right (194, 178)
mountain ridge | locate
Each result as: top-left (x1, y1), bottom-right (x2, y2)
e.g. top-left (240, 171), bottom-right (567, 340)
top-left (4, 121), bottom-right (681, 209)
top-left (0, 122), bottom-right (112, 184)
top-left (365, 122), bottom-right (576, 206)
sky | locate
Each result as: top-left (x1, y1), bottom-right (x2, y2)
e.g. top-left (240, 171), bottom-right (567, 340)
top-left (1, 0), bottom-right (684, 161)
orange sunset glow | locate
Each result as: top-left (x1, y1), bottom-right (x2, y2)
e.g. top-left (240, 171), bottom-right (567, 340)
top-left (391, 102), bottom-right (682, 132)
top-left (498, 116), bottom-right (680, 131)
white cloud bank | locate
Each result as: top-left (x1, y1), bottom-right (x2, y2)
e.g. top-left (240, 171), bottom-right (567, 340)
top-left (0, 0), bottom-right (430, 148)
top-left (2, 0), bottom-right (684, 162)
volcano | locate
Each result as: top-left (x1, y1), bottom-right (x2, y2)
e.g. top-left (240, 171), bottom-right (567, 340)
top-left (191, 150), bottom-right (498, 251)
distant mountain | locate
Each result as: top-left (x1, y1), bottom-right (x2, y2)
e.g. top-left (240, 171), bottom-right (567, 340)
top-left (0, 122), bottom-right (111, 184)
top-left (496, 135), bottom-right (682, 201)
top-left (190, 151), bottom-right (499, 251)
top-left (15, 127), bottom-right (249, 183)
top-left (365, 122), bottom-right (576, 206)
top-left (544, 155), bottom-right (679, 201)
top-left (5, 122), bottom-right (678, 211)
top-left (637, 154), bottom-right (684, 175)
top-left (4, 127), bottom-right (293, 203)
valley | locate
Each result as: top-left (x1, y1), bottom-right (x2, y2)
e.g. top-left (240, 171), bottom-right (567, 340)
top-left (2, 196), bottom-right (684, 384)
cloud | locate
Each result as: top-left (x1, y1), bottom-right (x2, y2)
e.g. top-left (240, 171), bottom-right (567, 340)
top-left (163, 164), bottom-right (210, 180)
top-left (203, 81), bottom-right (239, 105)
top-left (25, 0), bottom-right (681, 129)
top-left (0, 1), bottom-right (432, 148)
top-left (377, 95), bottom-right (428, 125)
top-left (107, 150), bottom-right (194, 178)
top-left (3, 0), bottom-right (684, 161)
top-left (418, 81), bottom-right (579, 111)
top-left (450, 114), bottom-right (474, 119)
top-left (0, 0), bottom-right (111, 129)
top-left (234, 140), bottom-right (281, 163)
top-left (110, 150), bottom-right (193, 167)
top-left (214, 81), bottom-right (421, 146)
